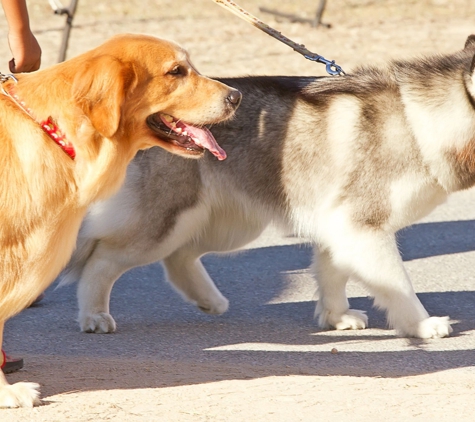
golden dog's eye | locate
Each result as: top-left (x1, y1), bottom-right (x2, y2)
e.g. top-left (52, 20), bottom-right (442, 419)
top-left (168, 65), bottom-right (185, 76)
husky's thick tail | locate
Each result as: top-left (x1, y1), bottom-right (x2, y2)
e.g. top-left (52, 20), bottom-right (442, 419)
top-left (58, 236), bottom-right (99, 286)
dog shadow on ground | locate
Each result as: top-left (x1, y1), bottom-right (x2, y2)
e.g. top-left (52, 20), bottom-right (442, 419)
top-left (397, 219), bottom-right (475, 260)
top-left (5, 220), bottom-right (475, 397)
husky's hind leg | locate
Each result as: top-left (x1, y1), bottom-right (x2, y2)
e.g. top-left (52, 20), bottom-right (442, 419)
top-left (163, 209), bottom-right (269, 315)
top-left (163, 245), bottom-right (229, 315)
top-left (313, 247), bottom-right (368, 330)
top-left (76, 246), bottom-right (131, 334)
top-left (320, 219), bottom-right (452, 338)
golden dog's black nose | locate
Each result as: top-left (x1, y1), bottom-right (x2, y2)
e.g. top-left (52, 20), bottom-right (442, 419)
top-left (227, 90), bottom-right (242, 108)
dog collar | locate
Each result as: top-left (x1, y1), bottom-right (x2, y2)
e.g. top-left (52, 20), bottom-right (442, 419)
top-left (0, 74), bottom-right (76, 160)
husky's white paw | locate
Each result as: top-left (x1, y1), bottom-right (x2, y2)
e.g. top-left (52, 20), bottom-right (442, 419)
top-left (0, 382), bottom-right (41, 408)
top-left (197, 295), bottom-right (229, 315)
top-left (399, 316), bottom-right (453, 339)
top-left (318, 308), bottom-right (368, 330)
top-left (79, 312), bottom-right (117, 333)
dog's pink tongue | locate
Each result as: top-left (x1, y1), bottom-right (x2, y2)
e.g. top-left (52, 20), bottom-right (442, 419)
top-left (183, 124), bottom-right (226, 160)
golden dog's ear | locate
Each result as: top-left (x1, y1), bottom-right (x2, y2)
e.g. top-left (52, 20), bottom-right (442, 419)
top-left (73, 55), bottom-right (137, 138)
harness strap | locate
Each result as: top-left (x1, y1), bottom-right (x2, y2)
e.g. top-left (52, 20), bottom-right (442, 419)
top-left (0, 73), bottom-right (75, 159)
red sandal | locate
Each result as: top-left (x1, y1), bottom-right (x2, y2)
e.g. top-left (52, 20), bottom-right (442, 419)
top-left (1, 350), bottom-right (24, 374)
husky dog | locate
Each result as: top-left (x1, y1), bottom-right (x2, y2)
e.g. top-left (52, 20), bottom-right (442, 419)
top-left (61, 36), bottom-right (475, 339)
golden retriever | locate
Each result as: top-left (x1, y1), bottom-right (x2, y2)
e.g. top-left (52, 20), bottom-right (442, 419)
top-left (0, 33), bottom-right (241, 408)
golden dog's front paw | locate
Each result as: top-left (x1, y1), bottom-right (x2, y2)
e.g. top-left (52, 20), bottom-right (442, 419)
top-left (0, 382), bottom-right (41, 408)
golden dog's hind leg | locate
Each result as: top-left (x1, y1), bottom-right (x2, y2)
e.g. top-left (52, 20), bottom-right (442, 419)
top-left (0, 320), bottom-right (40, 408)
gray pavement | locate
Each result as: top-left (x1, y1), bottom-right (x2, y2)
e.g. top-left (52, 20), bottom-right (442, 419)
top-left (5, 190), bottom-right (475, 381)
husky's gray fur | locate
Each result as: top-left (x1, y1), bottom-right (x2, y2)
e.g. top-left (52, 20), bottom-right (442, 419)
top-left (61, 36), bottom-right (475, 338)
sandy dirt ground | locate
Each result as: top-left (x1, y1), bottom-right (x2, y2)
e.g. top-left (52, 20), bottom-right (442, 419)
top-left (1, 0), bottom-right (475, 420)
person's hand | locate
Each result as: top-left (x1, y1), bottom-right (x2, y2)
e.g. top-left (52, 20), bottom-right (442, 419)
top-left (8, 28), bottom-right (41, 72)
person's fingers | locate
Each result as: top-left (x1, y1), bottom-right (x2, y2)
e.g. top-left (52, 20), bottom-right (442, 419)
top-left (9, 57), bottom-right (41, 73)
top-left (9, 58), bottom-right (16, 73)
top-left (7, 31), bottom-right (42, 73)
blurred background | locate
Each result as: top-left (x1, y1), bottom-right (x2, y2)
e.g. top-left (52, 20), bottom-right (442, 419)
top-left (1, 0), bottom-right (474, 77)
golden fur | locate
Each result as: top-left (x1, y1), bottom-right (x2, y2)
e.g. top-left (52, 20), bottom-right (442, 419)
top-left (0, 33), bottom-right (239, 408)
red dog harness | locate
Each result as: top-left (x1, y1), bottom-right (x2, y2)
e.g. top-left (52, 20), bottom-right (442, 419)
top-left (0, 73), bottom-right (76, 160)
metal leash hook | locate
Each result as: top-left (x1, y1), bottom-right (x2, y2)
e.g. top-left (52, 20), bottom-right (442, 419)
top-left (212, 0), bottom-right (345, 76)
top-left (0, 72), bottom-right (18, 96)
top-left (304, 55), bottom-right (345, 76)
